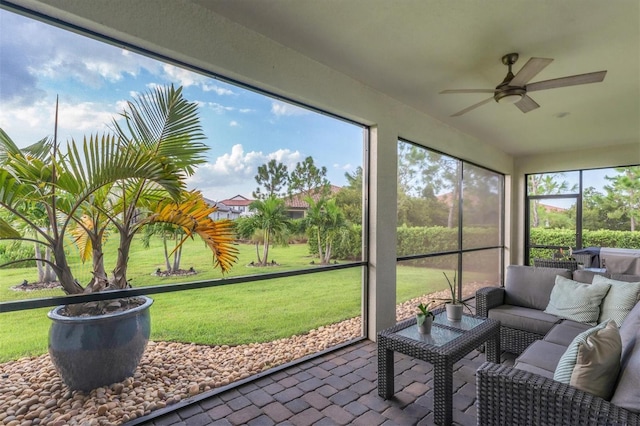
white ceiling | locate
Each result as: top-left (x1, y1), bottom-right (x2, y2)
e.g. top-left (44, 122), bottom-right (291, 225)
top-left (193, 0), bottom-right (639, 157)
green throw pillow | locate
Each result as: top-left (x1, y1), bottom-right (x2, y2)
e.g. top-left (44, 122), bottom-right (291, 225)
top-left (594, 275), bottom-right (640, 326)
top-left (544, 275), bottom-right (611, 324)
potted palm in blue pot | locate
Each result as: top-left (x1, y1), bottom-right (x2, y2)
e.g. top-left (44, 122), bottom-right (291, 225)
top-left (0, 86), bottom-right (238, 391)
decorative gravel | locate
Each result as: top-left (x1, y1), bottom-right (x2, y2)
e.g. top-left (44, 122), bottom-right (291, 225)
top-left (0, 283), bottom-right (488, 425)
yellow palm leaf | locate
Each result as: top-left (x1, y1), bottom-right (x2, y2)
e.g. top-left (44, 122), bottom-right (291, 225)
top-left (69, 215), bottom-right (94, 263)
top-left (150, 190), bottom-right (239, 273)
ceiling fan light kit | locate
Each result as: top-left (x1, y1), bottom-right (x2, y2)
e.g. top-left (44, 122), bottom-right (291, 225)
top-left (495, 87), bottom-right (525, 104)
top-left (440, 52), bottom-right (607, 116)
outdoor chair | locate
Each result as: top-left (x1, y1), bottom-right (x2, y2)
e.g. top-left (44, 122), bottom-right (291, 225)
top-left (532, 258), bottom-right (579, 272)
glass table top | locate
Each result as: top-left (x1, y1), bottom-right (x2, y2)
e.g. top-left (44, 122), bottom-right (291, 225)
top-left (394, 312), bottom-right (487, 347)
top-left (433, 311), bottom-right (485, 330)
top-left (396, 324), bottom-right (462, 347)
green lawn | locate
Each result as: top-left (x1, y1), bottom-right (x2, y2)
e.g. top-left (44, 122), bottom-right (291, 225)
top-left (0, 237), bottom-right (476, 362)
top-left (0, 239), bottom-right (365, 362)
top-left (0, 237), bottom-right (321, 302)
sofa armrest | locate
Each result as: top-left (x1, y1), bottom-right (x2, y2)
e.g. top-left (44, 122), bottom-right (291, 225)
top-left (476, 362), bottom-right (640, 426)
top-left (475, 287), bottom-right (505, 318)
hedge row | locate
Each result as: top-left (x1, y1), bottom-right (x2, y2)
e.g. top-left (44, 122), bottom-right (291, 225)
top-left (307, 225), bottom-right (362, 261)
top-left (530, 228), bottom-right (640, 250)
top-left (311, 225), bottom-right (499, 268)
top-left (309, 225), bottom-right (639, 267)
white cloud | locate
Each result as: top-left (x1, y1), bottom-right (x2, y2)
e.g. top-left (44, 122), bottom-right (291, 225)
top-left (267, 149), bottom-right (302, 168)
top-left (271, 101), bottom-right (309, 117)
top-left (202, 83), bottom-right (234, 95)
top-left (229, 121), bottom-right (239, 127)
top-left (204, 103), bottom-right (254, 115)
top-left (0, 98), bottom-right (117, 146)
top-left (57, 102), bottom-right (115, 133)
top-left (186, 144), bottom-right (302, 199)
top-left (161, 64), bottom-right (208, 88)
top-left (208, 102), bottom-right (236, 114)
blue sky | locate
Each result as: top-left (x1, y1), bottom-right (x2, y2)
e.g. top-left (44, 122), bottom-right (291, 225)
top-left (0, 9), bottom-right (364, 201)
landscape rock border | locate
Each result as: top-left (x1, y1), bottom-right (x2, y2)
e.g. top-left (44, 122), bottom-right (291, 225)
top-left (0, 284), bottom-right (487, 425)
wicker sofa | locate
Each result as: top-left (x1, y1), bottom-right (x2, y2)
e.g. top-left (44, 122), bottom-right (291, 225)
top-left (475, 265), bottom-right (640, 425)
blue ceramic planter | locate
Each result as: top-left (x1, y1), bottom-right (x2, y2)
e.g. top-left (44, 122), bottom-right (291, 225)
top-left (48, 296), bottom-right (153, 392)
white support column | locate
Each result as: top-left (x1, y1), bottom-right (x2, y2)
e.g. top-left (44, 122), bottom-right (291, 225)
top-left (367, 125), bottom-right (398, 341)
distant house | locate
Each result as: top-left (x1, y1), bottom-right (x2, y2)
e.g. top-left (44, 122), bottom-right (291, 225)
top-left (205, 188), bottom-right (343, 221)
top-left (283, 185), bottom-right (342, 219)
top-left (206, 195), bottom-right (254, 220)
top-left (539, 203), bottom-right (567, 213)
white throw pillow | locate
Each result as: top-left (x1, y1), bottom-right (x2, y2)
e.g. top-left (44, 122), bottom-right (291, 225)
top-left (544, 275), bottom-right (611, 324)
top-left (593, 275), bottom-right (640, 326)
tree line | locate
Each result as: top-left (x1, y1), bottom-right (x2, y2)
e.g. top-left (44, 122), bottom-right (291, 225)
top-left (528, 167), bottom-right (640, 232)
top-left (236, 157), bottom-right (362, 266)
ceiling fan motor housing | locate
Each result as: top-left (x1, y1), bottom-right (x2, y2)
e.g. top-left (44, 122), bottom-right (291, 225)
top-left (494, 84), bottom-right (525, 103)
top-left (495, 53), bottom-right (525, 103)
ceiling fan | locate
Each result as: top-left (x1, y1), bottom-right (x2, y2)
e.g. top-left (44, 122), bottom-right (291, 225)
top-left (440, 53), bottom-right (607, 117)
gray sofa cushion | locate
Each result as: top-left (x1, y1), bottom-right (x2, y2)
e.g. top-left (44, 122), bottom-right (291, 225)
top-left (504, 265), bottom-right (572, 310)
top-left (619, 300), bottom-right (640, 349)
top-left (610, 301), bottom-right (640, 412)
top-left (514, 340), bottom-right (568, 379)
top-left (544, 321), bottom-right (591, 346)
top-left (611, 273), bottom-right (640, 283)
top-left (488, 305), bottom-right (560, 335)
top-left (558, 319), bottom-right (595, 330)
top-left (573, 269), bottom-right (609, 283)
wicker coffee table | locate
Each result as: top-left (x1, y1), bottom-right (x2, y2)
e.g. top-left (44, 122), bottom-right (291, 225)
top-left (377, 310), bottom-right (500, 426)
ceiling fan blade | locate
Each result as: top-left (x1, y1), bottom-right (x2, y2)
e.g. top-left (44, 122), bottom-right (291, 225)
top-left (450, 97), bottom-right (494, 117)
top-left (440, 89), bottom-right (494, 94)
top-left (515, 95), bottom-right (540, 113)
top-left (510, 57), bottom-right (554, 86)
top-left (527, 70), bottom-right (607, 92)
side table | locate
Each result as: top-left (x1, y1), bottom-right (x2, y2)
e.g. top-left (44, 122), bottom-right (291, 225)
top-left (377, 311), bottom-right (500, 426)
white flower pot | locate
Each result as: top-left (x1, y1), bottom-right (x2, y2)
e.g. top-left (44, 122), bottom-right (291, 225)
top-left (417, 314), bottom-right (433, 334)
top-left (446, 303), bottom-right (463, 321)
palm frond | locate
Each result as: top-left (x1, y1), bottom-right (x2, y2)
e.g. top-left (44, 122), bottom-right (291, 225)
top-left (0, 216), bottom-right (21, 239)
top-left (0, 128), bottom-right (22, 162)
top-left (147, 191), bottom-right (239, 273)
top-left (59, 133), bottom-right (185, 207)
top-left (112, 85), bottom-right (208, 175)
top-left (68, 215), bottom-right (95, 263)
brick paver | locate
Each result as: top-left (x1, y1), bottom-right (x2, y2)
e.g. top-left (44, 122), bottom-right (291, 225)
top-left (141, 340), bottom-right (516, 426)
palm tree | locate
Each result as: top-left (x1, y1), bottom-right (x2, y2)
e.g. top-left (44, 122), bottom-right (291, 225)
top-left (305, 196), bottom-right (327, 262)
top-left (240, 196), bottom-right (290, 266)
top-left (319, 199), bottom-right (348, 263)
top-left (0, 86), bottom-right (238, 295)
top-left (305, 197), bottom-right (348, 264)
top-left (141, 222), bottom-right (186, 273)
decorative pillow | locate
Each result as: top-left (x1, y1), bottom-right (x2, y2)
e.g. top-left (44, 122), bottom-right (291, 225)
top-left (593, 275), bottom-right (640, 326)
top-left (544, 276), bottom-right (611, 323)
top-left (569, 320), bottom-right (622, 400)
top-left (554, 319), bottom-right (621, 400)
top-left (610, 303), bottom-right (640, 412)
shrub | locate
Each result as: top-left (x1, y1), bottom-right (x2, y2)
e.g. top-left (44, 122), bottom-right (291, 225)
top-left (0, 242), bottom-right (36, 268)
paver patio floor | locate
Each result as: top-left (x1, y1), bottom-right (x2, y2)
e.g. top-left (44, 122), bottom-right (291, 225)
top-left (136, 339), bottom-right (515, 426)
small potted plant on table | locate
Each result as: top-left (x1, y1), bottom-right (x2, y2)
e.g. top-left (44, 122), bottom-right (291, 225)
top-left (416, 302), bottom-right (435, 334)
top-left (441, 272), bottom-right (472, 321)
